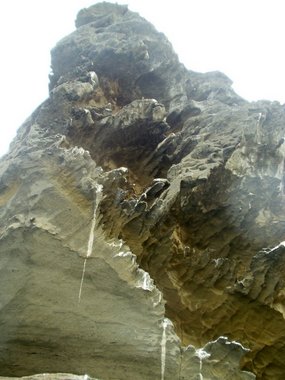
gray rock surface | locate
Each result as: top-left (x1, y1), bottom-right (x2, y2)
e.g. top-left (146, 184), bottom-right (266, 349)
top-left (1, 2), bottom-right (285, 379)
top-left (0, 375), bottom-right (99, 380)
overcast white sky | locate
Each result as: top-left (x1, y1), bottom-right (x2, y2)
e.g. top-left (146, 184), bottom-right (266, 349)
top-left (0, 0), bottom-right (284, 157)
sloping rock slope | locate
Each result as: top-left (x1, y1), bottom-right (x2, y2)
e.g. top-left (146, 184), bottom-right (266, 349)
top-left (1, 2), bottom-right (285, 379)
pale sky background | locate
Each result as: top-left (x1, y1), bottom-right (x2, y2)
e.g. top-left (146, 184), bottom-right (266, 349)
top-left (0, 0), bottom-right (284, 157)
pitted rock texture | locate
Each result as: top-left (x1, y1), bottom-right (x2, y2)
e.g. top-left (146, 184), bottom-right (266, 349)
top-left (1, 2), bottom-right (285, 379)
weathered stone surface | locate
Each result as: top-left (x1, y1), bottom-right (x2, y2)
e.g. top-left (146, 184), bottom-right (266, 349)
top-left (1, 2), bottom-right (285, 379)
top-left (0, 375), bottom-right (98, 380)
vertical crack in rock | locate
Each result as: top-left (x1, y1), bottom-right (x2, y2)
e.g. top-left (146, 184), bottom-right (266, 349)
top-left (1, 2), bottom-right (285, 379)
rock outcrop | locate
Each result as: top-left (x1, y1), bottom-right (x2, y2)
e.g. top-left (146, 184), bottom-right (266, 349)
top-left (1, 2), bottom-right (285, 379)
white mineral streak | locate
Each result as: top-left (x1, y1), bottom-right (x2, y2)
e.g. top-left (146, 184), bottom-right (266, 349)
top-left (113, 247), bottom-right (163, 308)
top-left (263, 241), bottom-right (285, 254)
top-left (136, 268), bottom-right (154, 291)
top-left (160, 318), bottom-right (172, 380)
top-left (114, 250), bottom-right (136, 266)
top-left (276, 138), bottom-right (285, 192)
top-left (196, 348), bottom-right (211, 380)
top-left (78, 184), bottom-right (103, 303)
top-left (204, 335), bottom-right (249, 351)
top-left (255, 112), bottom-right (267, 145)
top-left (153, 291), bottom-right (163, 307)
top-left (78, 258), bottom-right (88, 303)
top-left (109, 239), bottom-right (124, 249)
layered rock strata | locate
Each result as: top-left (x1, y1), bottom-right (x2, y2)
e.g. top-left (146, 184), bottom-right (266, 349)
top-left (1, 2), bottom-right (285, 379)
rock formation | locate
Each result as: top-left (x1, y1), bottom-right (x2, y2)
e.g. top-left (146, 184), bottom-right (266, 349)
top-left (1, 2), bottom-right (285, 379)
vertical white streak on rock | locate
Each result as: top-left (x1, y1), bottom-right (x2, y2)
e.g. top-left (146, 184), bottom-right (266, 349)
top-left (78, 184), bottom-right (103, 303)
top-left (196, 348), bottom-right (210, 380)
top-left (143, 271), bottom-right (148, 290)
top-left (276, 138), bottom-right (285, 193)
top-left (86, 203), bottom-right (98, 258)
top-left (256, 112), bottom-right (266, 145)
top-left (199, 358), bottom-right (203, 380)
top-left (161, 318), bottom-right (171, 380)
top-left (78, 258), bottom-right (87, 303)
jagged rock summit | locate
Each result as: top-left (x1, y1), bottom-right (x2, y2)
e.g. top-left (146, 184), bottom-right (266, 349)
top-left (1, 2), bottom-right (285, 379)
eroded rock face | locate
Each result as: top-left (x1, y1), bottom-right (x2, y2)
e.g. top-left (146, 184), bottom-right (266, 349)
top-left (0, 376), bottom-right (99, 380)
top-left (1, 2), bottom-right (285, 379)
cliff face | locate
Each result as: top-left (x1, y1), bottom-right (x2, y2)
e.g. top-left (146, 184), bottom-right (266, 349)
top-left (1, 2), bottom-right (285, 379)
